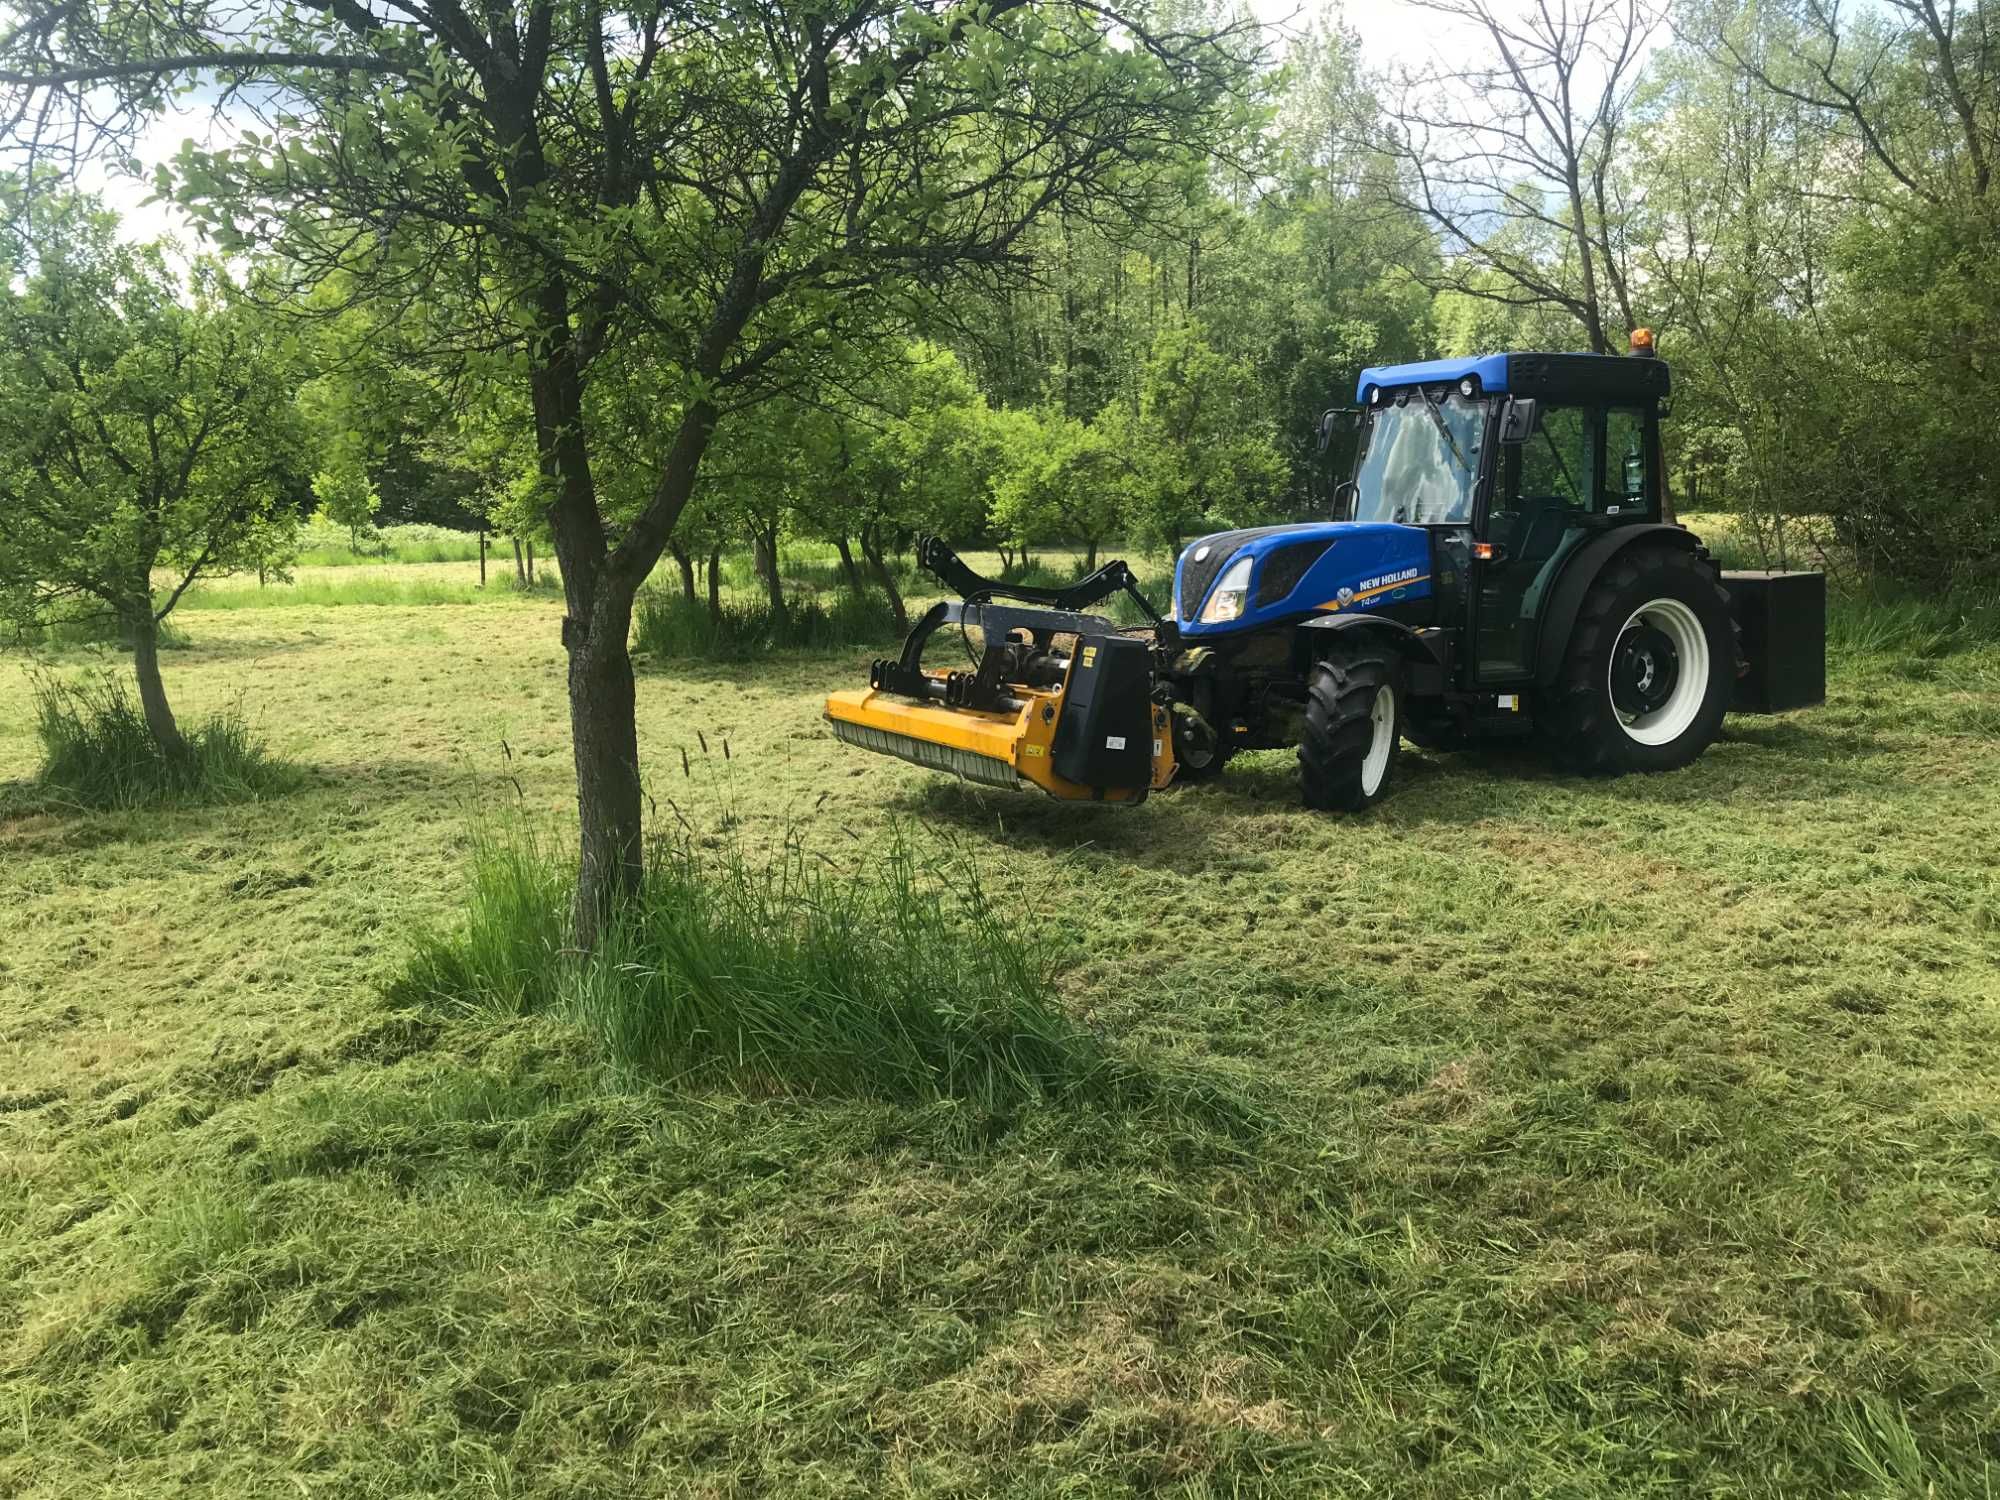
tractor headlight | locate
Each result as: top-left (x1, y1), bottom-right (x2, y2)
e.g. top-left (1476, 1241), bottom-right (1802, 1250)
top-left (1199, 556), bottom-right (1253, 624)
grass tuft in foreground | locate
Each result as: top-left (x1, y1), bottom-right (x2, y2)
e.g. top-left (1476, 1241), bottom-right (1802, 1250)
top-left (633, 587), bottom-right (898, 658)
top-left (393, 823), bottom-right (1127, 1106)
top-left (30, 671), bottom-right (298, 809)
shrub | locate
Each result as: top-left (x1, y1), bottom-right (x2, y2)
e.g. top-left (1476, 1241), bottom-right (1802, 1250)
top-left (30, 672), bottom-right (298, 809)
top-left (633, 588), bottom-right (898, 659)
top-left (392, 825), bottom-right (1123, 1105)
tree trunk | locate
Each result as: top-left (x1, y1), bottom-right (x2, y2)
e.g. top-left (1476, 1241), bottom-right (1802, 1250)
top-left (860, 524), bottom-right (907, 634)
top-left (513, 537), bottom-right (526, 583)
top-left (527, 540), bottom-right (536, 585)
top-left (833, 535), bottom-right (865, 594)
top-left (671, 541), bottom-right (697, 601)
top-left (707, 546), bottom-right (723, 623)
top-left (565, 588), bottom-right (643, 950)
top-left (524, 263), bottom-right (643, 949)
top-left (755, 529), bottom-right (785, 617)
top-left (129, 611), bottom-right (188, 761)
top-left (1084, 537), bottom-right (1098, 572)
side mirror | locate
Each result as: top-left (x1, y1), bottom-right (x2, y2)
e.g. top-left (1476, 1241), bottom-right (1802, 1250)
top-left (1498, 397), bottom-right (1539, 444)
top-left (1317, 406), bottom-right (1359, 454)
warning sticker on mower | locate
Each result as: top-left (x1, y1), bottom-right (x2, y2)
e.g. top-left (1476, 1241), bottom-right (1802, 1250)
top-left (1106, 735), bottom-right (1127, 750)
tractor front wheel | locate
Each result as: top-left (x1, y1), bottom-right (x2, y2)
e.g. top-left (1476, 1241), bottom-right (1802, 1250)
top-left (1300, 648), bottom-right (1403, 812)
top-left (1169, 702), bottom-right (1234, 783)
top-left (1541, 546), bottom-right (1735, 775)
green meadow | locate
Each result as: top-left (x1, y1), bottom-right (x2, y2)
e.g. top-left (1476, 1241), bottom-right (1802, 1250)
top-left (2, 550), bottom-right (1997, 1497)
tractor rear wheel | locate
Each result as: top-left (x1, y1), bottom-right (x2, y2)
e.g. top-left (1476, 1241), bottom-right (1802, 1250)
top-left (1541, 546), bottom-right (1735, 775)
top-left (1300, 647), bottom-right (1402, 811)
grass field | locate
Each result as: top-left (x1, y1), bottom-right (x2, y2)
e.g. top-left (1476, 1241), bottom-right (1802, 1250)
top-left (3, 558), bottom-right (1998, 1496)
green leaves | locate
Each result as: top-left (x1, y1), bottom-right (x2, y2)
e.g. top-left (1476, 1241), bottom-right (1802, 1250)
top-left (0, 190), bottom-right (306, 631)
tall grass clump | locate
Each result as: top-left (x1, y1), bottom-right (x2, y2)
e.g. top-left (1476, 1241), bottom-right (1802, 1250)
top-left (30, 672), bottom-right (297, 809)
top-left (633, 588), bottom-right (898, 659)
top-left (393, 824), bottom-right (1122, 1105)
top-left (1826, 589), bottom-right (2000, 658)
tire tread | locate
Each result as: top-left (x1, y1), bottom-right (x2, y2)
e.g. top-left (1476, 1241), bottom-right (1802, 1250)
top-left (1300, 648), bottom-right (1398, 811)
top-left (1539, 545), bottom-right (1736, 775)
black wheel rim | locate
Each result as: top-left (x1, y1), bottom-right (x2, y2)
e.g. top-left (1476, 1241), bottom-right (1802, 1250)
top-left (1611, 621), bottom-right (1680, 717)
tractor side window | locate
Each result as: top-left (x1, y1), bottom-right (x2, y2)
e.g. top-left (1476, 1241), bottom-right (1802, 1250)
top-left (1511, 404), bottom-right (1594, 509)
top-left (1603, 407), bottom-right (1648, 515)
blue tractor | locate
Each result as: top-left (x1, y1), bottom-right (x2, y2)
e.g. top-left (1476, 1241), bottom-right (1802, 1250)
top-left (826, 344), bottom-right (1822, 809)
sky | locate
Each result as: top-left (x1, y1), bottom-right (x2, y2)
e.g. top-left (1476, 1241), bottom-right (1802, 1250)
top-left (84, 0), bottom-right (1470, 247)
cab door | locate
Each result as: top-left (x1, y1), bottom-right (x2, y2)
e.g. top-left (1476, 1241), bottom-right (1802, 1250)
top-left (1472, 404), bottom-right (1654, 681)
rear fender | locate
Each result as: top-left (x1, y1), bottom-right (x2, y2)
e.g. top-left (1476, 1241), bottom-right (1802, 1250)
top-left (1532, 525), bottom-right (1703, 687)
top-left (1296, 613), bottom-right (1447, 696)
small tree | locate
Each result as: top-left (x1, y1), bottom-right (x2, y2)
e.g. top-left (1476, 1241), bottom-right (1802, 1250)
top-left (990, 410), bottom-right (1127, 571)
top-left (0, 193), bottom-right (301, 758)
top-left (310, 453), bottom-right (381, 553)
top-left (1117, 323), bottom-right (1286, 548)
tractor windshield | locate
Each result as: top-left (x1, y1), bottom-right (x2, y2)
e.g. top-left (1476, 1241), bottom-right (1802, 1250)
top-left (1351, 388), bottom-right (1487, 526)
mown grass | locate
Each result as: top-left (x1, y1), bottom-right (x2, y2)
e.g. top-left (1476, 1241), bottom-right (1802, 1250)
top-left (1, 569), bottom-right (1997, 1496)
top-left (25, 670), bottom-right (299, 810)
top-left (177, 569), bottom-right (563, 611)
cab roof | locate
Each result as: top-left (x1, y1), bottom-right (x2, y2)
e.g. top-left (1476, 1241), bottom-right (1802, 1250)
top-left (1356, 351), bottom-right (1670, 405)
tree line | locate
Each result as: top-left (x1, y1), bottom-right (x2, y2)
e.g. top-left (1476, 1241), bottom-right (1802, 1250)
top-left (0, 0), bottom-right (1992, 943)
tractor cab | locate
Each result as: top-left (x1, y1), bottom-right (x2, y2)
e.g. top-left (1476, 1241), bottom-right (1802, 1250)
top-left (1341, 348), bottom-right (1672, 683)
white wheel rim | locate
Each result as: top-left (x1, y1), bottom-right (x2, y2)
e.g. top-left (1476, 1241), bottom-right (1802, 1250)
top-left (1609, 597), bottom-right (1708, 746)
top-left (1361, 684), bottom-right (1395, 794)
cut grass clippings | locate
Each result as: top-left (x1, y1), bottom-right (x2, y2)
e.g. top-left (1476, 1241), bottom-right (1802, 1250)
top-left (3, 563), bottom-right (1999, 1497)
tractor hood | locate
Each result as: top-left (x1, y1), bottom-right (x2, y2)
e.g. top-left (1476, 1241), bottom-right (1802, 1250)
top-left (1174, 522), bottom-right (1433, 637)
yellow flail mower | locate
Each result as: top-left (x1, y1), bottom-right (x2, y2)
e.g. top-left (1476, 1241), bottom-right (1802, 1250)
top-left (824, 538), bottom-right (1183, 803)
